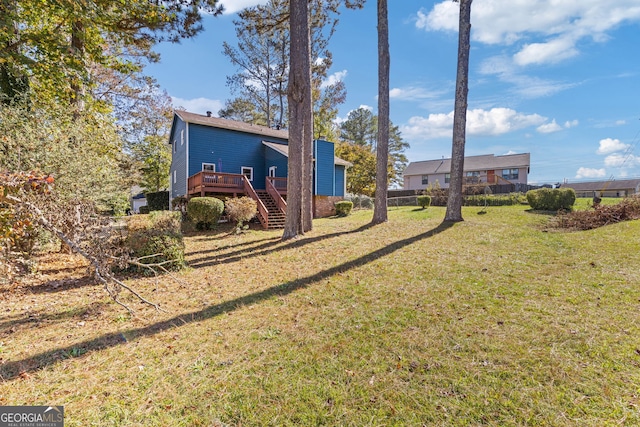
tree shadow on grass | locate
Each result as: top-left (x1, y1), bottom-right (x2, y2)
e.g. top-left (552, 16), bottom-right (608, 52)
top-left (23, 276), bottom-right (97, 295)
top-left (0, 302), bottom-right (108, 333)
top-left (187, 222), bottom-right (376, 268)
top-left (0, 221), bottom-right (454, 381)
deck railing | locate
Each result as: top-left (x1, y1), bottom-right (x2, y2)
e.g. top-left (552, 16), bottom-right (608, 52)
top-left (266, 177), bottom-right (287, 214)
top-left (242, 176), bottom-right (269, 229)
top-left (188, 171), bottom-right (245, 194)
top-left (267, 176), bottom-right (287, 195)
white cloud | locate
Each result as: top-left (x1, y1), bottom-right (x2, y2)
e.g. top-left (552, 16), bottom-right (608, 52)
top-left (604, 153), bottom-right (640, 168)
top-left (479, 55), bottom-right (578, 98)
top-left (564, 120), bottom-right (579, 128)
top-left (401, 107), bottom-right (547, 140)
top-left (171, 97), bottom-right (224, 115)
top-left (575, 167), bottom-right (606, 179)
top-left (321, 70), bottom-right (347, 89)
top-left (513, 36), bottom-right (579, 66)
top-left (418, 1), bottom-right (640, 66)
top-left (219, 0), bottom-right (268, 14)
top-left (616, 120), bottom-right (627, 126)
top-left (536, 120), bottom-right (563, 134)
top-left (466, 108), bottom-right (547, 136)
top-left (389, 86), bottom-right (447, 101)
top-left (597, 138), bottom-right (630, 155)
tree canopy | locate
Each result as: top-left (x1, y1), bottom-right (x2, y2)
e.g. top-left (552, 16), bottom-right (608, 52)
top-left (339, 107), bottom-right (409, 191)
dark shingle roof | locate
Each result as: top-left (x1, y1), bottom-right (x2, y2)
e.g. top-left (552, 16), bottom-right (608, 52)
top-left (175, 111), bottom-right (290, 140)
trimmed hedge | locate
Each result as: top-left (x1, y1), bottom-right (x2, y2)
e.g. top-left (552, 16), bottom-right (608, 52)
top-left (146, 191), bottom-right (170, 211)
top-left (139, 205), bottom-right (150, 214)
top-left (417, 195), bottom-right (432, 209)
top-left (125, 211), bottom-right (184, 271)
top-left (464, 193), bottom-right (527, 206)
top-left (526, 188), bottom-right (576, 211)
top-left (187, 197), bottom-right (224, 230)
top-left (335, 201), bottom-right (353, 216)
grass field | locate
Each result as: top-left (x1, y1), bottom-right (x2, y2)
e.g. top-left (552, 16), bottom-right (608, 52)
top-left (1, 203), bottom-right (639, 426)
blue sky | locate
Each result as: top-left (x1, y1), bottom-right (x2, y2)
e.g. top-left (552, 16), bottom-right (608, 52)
top-left (146, 0), bottom-right (640, 185)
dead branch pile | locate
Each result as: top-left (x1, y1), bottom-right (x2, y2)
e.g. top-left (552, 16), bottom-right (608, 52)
top-left (552, 196), bottom-right (640, 230)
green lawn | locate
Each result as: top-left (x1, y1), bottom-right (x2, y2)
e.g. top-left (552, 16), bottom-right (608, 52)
top-left (1, 204), bottom-right (639, 426)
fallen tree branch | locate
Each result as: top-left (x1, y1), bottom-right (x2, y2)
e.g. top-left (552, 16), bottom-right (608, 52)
top-left (6, 194), bottom-right (164, 313)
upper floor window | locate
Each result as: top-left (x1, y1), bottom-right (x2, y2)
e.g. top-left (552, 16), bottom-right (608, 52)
top-left (202, 163), bottom-right (216, 172)
top-left (445, 173), bottom-right (451, 184)
top-left (421, 175), bottom-right (429, 185)
top-left (502, 168), bottom-right (519, 180)
top-left (180, 129), bottom-right (184, 145)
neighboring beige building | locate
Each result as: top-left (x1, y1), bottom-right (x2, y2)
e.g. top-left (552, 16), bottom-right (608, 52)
top-left (403, 153), bottom-right (530, 190)
top-left (561, 179), bottom-right (640, 198)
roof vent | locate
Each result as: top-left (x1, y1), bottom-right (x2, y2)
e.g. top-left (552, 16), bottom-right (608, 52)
top-left (206, 111), bottom-right (212, 117)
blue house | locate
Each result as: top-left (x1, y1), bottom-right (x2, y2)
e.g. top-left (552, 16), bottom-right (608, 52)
top-left (168, 110), bottom-right (350, 228)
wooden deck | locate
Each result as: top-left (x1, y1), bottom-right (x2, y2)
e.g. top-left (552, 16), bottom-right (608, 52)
top-left (187, 172), bottom-right (288, 229)
top-left (188, 171), bottom-right (245, 196)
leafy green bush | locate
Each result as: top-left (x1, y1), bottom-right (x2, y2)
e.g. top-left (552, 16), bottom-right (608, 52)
top-left (417, 195), bottom-right (432, 209)
top-left (464, 193), bottom-right (526, 207)
top-left (526, 188), bottom-right (576, 211)
top-left (187, 197), bottom-right (224, 230)
top-left (225, 197), bottom-right (257, 232)
top-left (146, 191), bottom-right (169, 211)
top-left (335, 201), bottom-right (353, 216)
top-left (125, 211), bottom-right (184, 271)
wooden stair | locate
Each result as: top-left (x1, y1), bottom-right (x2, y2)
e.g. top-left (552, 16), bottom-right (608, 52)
top-left (255, 190), bottom-right (286, 229)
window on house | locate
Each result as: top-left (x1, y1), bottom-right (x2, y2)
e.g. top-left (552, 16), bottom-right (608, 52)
top-left (502, 168), bottom-right (519, 180)
top-left (421, 175), bottom-right (429, 185)
top-left (465, 171), bottom-right (480, 184)
top-left (241, 166), bottom-right (253, 181)
top-left (445, 173), bottom-right (451, 184)
top-left (180, 129), bottom-right (184, 145)
top-left (202, 163), bottom-right (216, 172)
top-left (173, 140), bottom-right (177, 153)
top-left (173, 170), bottom-right (176, 184)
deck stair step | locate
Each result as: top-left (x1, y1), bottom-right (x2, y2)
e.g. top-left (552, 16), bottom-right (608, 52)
top-left (255, 190), bottom-right (286, 229)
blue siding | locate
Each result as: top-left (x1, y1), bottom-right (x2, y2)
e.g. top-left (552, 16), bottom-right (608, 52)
top-left (188, 124), bottom-right (287, 190)
top-left (169, 117), bottom-right (188, 198)
top-left (335, 165), bottom-right (345, 197)
top-left (315, 139), bottom-right (335, 196)
top-left (264, 145), bottom-right (288, 178)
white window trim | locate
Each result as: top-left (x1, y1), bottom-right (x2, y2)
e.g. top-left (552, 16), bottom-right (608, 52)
top-left (173, 170), bottom-right (176, 184)
top-left (202, 162), bottom-right (216, 172)
top-left (268, 166), bottom-right (277, 177)
top-left (241, 166), bottom-right (254, 181)
top-left (180, 129), bottom-right (184, 145)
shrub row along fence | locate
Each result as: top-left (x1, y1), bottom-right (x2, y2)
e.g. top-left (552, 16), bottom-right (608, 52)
top-left (388, 193), bottom-right (527, 208)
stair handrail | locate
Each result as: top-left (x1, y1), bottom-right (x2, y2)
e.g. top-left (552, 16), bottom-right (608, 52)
top-left (242, 176), bottom-right (269, 229)
top-left (266, 177), bottom-right (287, 214)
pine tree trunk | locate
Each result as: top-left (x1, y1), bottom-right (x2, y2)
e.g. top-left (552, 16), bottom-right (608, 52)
top-left (283, 0), bottom-right (311, 239)
top-left (372, 0), bottom-right (390, 224)
top-left (444, 0), bottom-right (472, 222)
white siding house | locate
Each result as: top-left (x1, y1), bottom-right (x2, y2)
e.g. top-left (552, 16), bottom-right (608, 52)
top-left (403, 153), bottom-right (530, 190)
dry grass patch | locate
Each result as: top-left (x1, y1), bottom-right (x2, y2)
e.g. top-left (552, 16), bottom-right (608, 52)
top-left (1, 206), bottom-right (640, 426)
